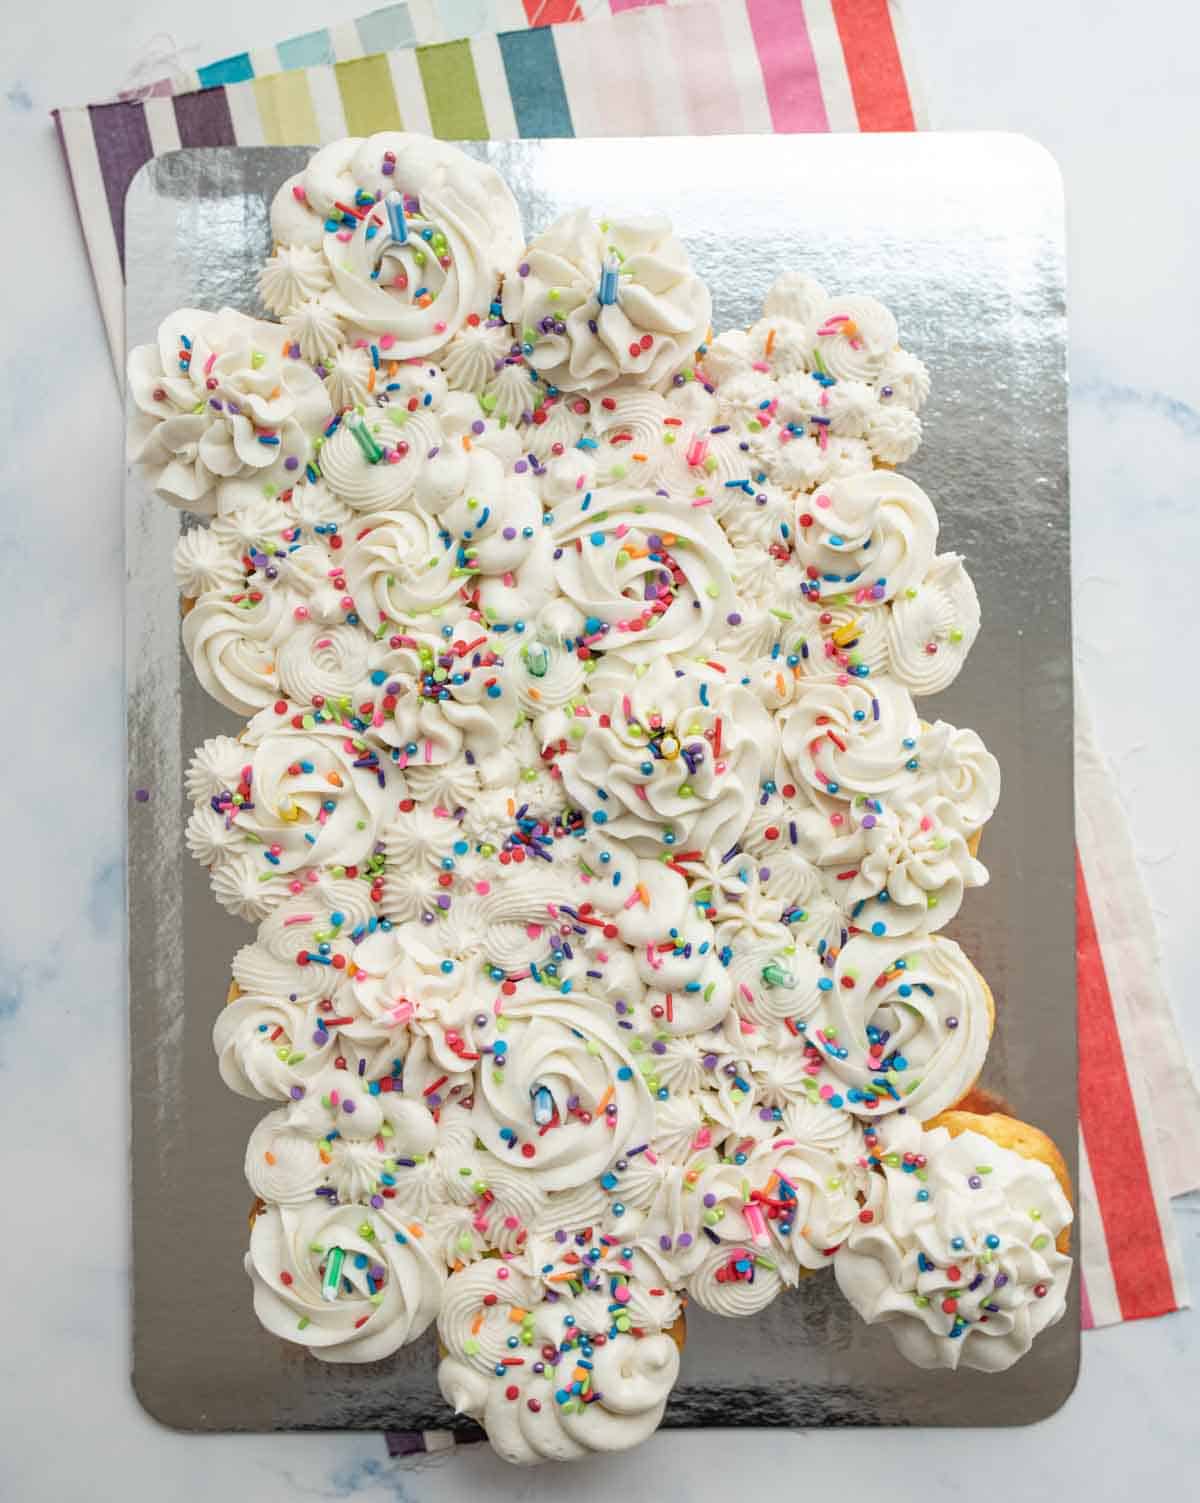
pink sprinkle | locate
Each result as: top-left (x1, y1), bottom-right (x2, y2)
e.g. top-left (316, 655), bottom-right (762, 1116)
top-left (204, 352), bottom-right (216, 376)
top-left (379, 334), bottom-right (395, 350)
top-left (819, 1084), bottom-right (834, 1099)
top-left (291, 185), bottom-right (307, 202)
top-left (336, 230), bottom-right (353, 243)
top-left (283, 914), bottom-right (315, 927)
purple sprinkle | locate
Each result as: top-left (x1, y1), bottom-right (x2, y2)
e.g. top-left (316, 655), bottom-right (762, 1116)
top-left (134, 788), bottom-right (151, 803)
top-left (284, 456), bottom-right (300, 471)
top-left (471, 420), bottom-right (485, 435)
top-left (290, 1086), bottom-right (304, 1100)
top-left (502, 526), bottom-right (517, 540)
top-left (726, 612), bottom-right (742, 626)
top-left (677, 1233), bottom-right (693, 1248)
top-left (343, 1099), bottom-right (356, 1114)
top-left (862, 814), bottom-right (876, 829)
top-left (994, 1273), bottom-right (1009, 1288)
top-left (518, 263), bottom-right (530, 277)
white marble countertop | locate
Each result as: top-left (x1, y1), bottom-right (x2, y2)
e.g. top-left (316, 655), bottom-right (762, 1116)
top-left (5, 1), bottom-right (1197, 1497)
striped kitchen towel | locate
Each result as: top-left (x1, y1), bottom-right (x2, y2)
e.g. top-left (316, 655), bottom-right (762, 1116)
top-left (53, 0), bottom-right (1200, 1333)
top-left (1075, 691), bottom-right (1200, 1325)
top-left (53, 0), bottom-right (924, 371)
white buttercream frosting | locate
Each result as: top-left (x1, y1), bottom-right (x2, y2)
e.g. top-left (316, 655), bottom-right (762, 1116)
top-left (135, 136), bottom-right (1048, 1468)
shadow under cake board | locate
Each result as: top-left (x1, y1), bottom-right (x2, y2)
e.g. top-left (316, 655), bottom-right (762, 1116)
top-left (125, 134), bottom-right (1076, 1433)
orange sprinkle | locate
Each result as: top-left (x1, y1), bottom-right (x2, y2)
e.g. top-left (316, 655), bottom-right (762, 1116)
top-left (408, 1223), bottom-right (424, 1238)
top-left (596, 1085), bottom-right (614, 1113)
top-left (636, 882), bottom-right (651, 907)
top-left (508, 1307), bottom-right (528, 1324)
top-left (368, 368), bottom-right (376, 392)
top-left (548, 1269), bottom-right (580, 1283)
top-left (264, 1151), bottom-right (276, 1166)
top-left (461, 434), bottom-right (472, 450)
top-left (471, 1313), bottom-right (484, 1335)
top-left (326, 771), bottom-right (344, 787)
top-left (528, 687), bottom-right (542, 702)
top-left (765, 327), bottom-right (777, 357)
top-left (632, 452), bottom-right (648, 462)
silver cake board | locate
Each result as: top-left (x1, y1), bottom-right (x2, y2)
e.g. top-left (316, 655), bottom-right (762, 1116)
top-left (126, 135), bottom-right (1076, 1433)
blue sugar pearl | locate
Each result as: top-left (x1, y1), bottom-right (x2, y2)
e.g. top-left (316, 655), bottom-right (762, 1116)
top-left (593, 810), bottom-right (608, 824)
top-left (440, 960), bottom-right (454, 973)
top-left (853, 709), bottom-right (866, 721)
top-left (986, 1234), bottom-right (1001, 1249)
top-left (951, 1236), bottom-right (965, 1251)
top-left (507, 1336), bottom-right (519, 1348)
top-left (827, 782), bottom-right (840, 794)
top-left (640, 763), bottom-right (654, 775)
top-left (486, 684), bottom-right (501, 698)
top-left (898, 983), bottom-right (912, 997)
top-left (916, 1189), bottom-right (930, 1202)
top-left (818, 978), bottom-right (833, 991)
top-left (871, 921), bottom-right (886, 936)
top-left (330, 911), bottom-right (344, 926)
top-left (370, 670), bottom-right (387, 685)
top-left (617, 1066), bottom-right (633, 1080)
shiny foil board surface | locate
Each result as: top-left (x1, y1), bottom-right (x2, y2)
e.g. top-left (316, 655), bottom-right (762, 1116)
top-left (126, 136), bottom-right (1075, 1433)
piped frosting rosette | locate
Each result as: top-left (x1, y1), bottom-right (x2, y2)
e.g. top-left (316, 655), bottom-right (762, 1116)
top-left (199, 710), bottom-right (393, 896)
top-left (792, 470), bottom-right (939, 608)
top-left (800, 932), bottom-right (993, 1123)
top-left (560, 659), bottom-right (774, 858)
top-left (470, 989), bottom-right (656, 1194)
top-left (834, 1116), bottom-right (1072, 1371)
top-left (268, 133), bottom-right (523, 358)
top-left (245, 1199), bottom-right (444, 1362)
top-left (549, 488), bottom-right (736, 663)
top-left (213, 987), bottom-right (342, 1101)
top-left (885, 553), bottom-right (981, 695)
top-left (779, 675), bottom-right (923, 810)
top-left (502, 207), bottom-right (711, 394)
top-left (437, 1254), bottom-right (681, 1464)
top-left (128, 307), bottom-right (332, 514)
